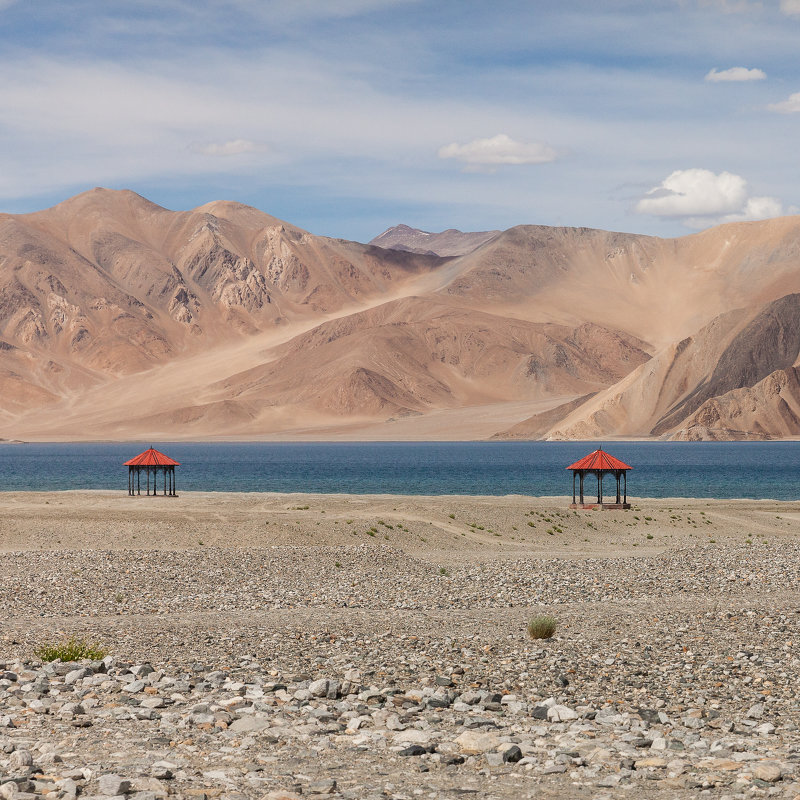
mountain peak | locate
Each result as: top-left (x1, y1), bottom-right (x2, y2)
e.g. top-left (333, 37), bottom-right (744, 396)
top-left (369, 224), bottom-right (500, 257)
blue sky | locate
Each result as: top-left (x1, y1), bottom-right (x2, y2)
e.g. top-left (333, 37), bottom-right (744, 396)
top-left (0, 0), bottom-right (799, 241)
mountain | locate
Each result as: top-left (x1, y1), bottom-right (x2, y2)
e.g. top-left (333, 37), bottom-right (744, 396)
top-left (369, 224), bottom-right (500, 256)
top-left (2, 188), bottom-right (800, 441)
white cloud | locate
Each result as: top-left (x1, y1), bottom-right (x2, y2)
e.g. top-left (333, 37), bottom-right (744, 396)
top-left (719, 195), bottom-right (783, 221)
top-left (636, 169), bottom-right (747, 216)
top-left (437, 134), bottom-right (557, 168)
top-left (636, 168), bottom-right (783, 228)
top-left (781, 0), bottom-right (800, 14)
top-left (705, 66), bottom-right (765, 82)
top-left (768, 92), bottom-right (800, 113)
top-left (191, 139), bottom-right (267, 156)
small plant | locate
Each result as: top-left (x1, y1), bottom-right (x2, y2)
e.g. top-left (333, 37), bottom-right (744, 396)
top-left (366, 530), bottom-right (376, 537)
top-left (448, 513), bottom-right (455, 519)
top-left (35, 637), bottom-right (107, 662)
top-left (527, 615), bottom-right (557, 640)
top-left (438, 566), bottom-right (450, 576)
top-left (334, 561), bottom-right (342, 568)
top-left (646, 534), bottom-right (653, 540)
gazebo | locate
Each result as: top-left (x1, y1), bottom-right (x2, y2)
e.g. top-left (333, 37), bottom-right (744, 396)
top-left (567, 447), bottom-right (631, 509)
top-left (124, 447), bottom-right (180, 497)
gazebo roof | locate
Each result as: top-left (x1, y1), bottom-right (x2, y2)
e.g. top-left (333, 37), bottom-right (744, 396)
top-left (567, 448), bottom-right (632, 471)
top-left (123, 447), bottom-right (180, 467)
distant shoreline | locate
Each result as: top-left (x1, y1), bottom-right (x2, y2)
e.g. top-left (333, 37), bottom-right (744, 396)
top-left (0, 489), bottom-right (795, 503)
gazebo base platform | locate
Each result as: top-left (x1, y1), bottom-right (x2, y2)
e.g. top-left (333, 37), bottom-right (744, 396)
top-left (570, 502), bottom-right (631, 510)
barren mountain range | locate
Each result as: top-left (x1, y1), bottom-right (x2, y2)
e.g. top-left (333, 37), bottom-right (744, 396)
top-left (368, 224), bottom-right (500, 256)
top-left (2, 188), bottom-right (800, 441)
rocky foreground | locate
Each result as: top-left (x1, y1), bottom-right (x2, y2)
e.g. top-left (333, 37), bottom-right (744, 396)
top-left (1, 493), bottom-right (799, 799)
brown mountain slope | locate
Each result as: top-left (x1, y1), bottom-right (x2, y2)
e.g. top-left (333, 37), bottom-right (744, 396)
top-left (523, 307), bottom-right (750, 440)
top-left (202, 298), bottom-right (651, 417)
top-left (0, 189), bottom-right (448, 412)
top-left (672, 367), bottom-right (800, 441)
top-left (532, 293), bottom-right (800, 441)
top-left (443, 218), bottom-right (800, 346)
top-left (3, 189), bottom-right (800, 441)
top-left (652, 293), bottom-right (800, 434)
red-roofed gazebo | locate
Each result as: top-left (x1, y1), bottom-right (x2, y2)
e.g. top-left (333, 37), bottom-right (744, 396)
top-left (124, 447), bottom-right (180, 497)
top-left (567, 447), bottom-right (631, 509)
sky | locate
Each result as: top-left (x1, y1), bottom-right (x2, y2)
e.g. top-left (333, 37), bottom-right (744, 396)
top-left (0, 0), bottom-right (799, 241)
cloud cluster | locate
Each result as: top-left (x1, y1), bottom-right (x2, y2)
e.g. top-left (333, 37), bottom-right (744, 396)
top-left (781, 0), bottom-right (800, 14)
top-left (768, 92), bottom-right (800, 113)
top-left (437, 134), bottom-right (557, 170)
top-left (705, 66), bottom-right (765, 82)
top-left (636, 169), bottom-right (783, 228)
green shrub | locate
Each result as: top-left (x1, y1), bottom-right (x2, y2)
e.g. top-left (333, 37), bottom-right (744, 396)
top-left (527, 615), bottom-right (557, 640)
top-left (35, 636), bottom-right (107, 662)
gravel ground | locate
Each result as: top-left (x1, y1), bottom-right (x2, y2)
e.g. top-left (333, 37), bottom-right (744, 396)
top-left (1, 491), bottom-right (799, 800)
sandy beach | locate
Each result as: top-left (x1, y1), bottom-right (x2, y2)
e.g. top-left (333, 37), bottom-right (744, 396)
top-left (2, 491), bottom-right (800, 799)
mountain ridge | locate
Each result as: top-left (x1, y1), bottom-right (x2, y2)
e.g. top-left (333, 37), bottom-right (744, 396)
top-left (2, 188), bottom-right (800, 441)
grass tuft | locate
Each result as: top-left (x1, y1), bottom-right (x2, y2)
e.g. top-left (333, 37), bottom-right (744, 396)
top-left (35, 636), bottom-right (107, 663)
top-left (527, 615), bottom-right (557, 640)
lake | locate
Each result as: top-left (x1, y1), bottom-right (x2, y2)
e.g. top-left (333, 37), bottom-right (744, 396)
top-left (0, 441), bottom-right (799, 499)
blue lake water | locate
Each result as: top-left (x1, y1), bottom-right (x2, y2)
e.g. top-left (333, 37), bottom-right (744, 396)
top-left (0, 441), bottom-right (799, 499)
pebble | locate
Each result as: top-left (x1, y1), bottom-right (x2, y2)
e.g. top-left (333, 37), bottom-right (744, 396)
top-left (1, 526), bottom-right (799, 799)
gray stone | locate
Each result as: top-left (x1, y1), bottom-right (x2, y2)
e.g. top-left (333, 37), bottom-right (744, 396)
top-left (398, 745), bottom-right (426, 757)
top-left (752, 762), bottom-right (782, 783)
top-left (746, 703), bottom-right (765, 720)
top-left (547, 704), bottom-right (579, 722)
top-left (98, 774), bottom-right (132, 796)
top-left (500, 744), bottom-right (523, 763)
top-left (229, 714), bottom-right (271, 733)
top-left (455, 730), bottom-right (501, 753)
